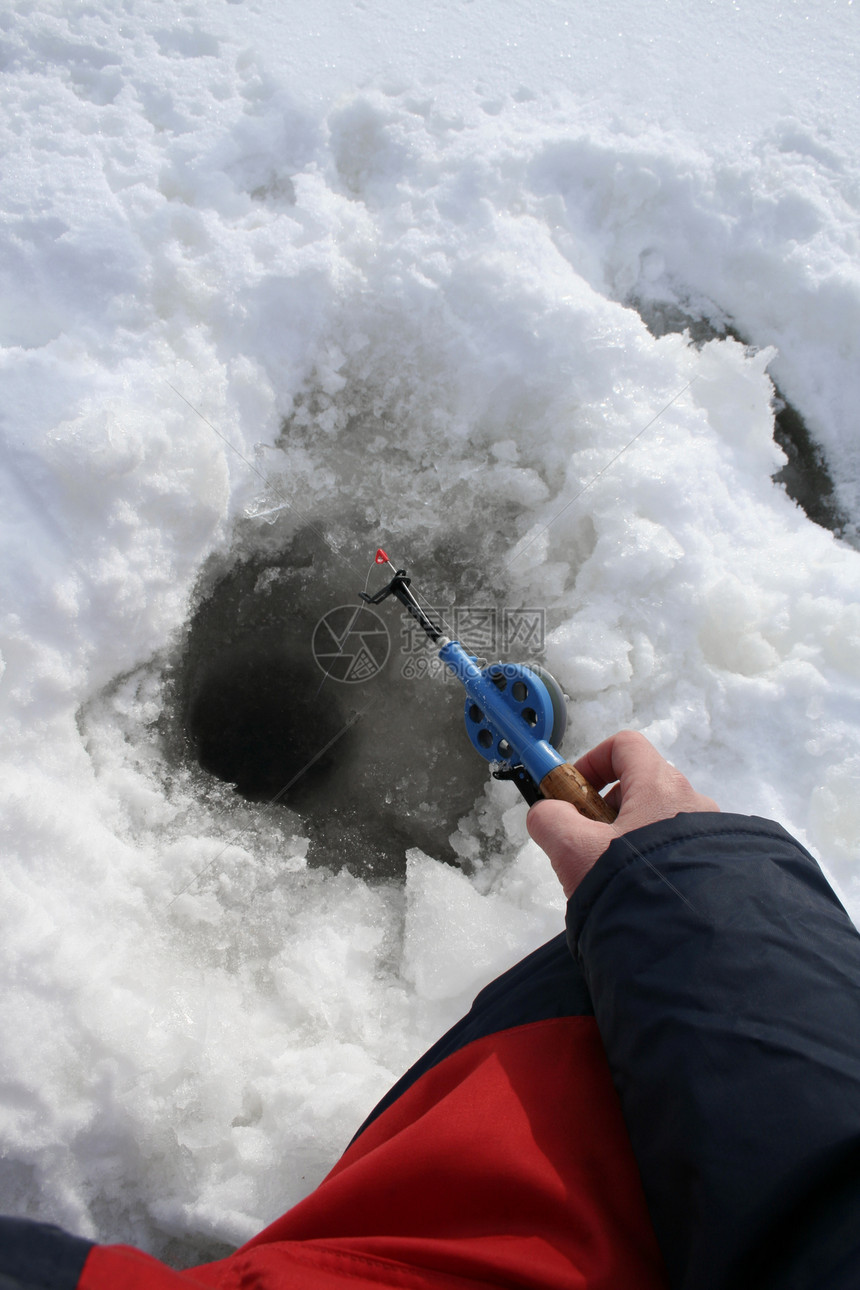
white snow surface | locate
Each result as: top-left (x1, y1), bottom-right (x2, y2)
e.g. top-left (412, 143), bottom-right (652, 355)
top-left (1, 0), bottom-right (859, 1264)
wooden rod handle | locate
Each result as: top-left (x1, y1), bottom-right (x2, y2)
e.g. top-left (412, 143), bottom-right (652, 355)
top-left (538, 763), bottom-right (618, 824)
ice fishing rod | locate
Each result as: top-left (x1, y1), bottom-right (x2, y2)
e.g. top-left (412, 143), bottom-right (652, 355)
top-left (361, 551), bottom-right (616, 822)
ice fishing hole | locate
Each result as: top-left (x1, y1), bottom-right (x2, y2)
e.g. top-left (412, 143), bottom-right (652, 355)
top-left (174, 531), bottom-right (488, 880)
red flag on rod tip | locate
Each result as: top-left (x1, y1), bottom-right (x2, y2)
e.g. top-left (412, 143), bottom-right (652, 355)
top-left (375, 548), bottom-right (390, 564)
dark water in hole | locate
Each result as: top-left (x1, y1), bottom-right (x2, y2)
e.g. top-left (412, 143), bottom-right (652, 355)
top-left (173, 525), bottom-right (491, 880)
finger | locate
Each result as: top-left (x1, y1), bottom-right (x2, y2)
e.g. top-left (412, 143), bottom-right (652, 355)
top-left (571, 734), bottom-right (621, 793)
top-left (527, 798), bottom-right (615, 898)
top-left (574, 730), bottom-right (670, 800)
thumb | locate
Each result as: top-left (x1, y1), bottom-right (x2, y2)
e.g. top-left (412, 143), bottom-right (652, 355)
top-left (527, 798), bottom-right (616, 898)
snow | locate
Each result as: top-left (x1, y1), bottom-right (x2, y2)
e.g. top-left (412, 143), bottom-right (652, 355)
top-left (1, 0), bottom-right (859, 1265)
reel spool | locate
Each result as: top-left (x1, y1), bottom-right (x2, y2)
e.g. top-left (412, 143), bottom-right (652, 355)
top-left (463, 663), bottom-right (568, 765)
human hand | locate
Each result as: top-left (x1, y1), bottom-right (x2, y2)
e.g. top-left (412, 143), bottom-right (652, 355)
top-left (527, 730), bottom-right (720, 898)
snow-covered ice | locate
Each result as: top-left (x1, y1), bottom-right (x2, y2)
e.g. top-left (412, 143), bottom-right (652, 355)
top-left (1, 0), bottom-right (859, 1264)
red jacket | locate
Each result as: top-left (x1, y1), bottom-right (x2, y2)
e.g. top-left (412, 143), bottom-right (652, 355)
top-left (4, 813), bottom-right (860, 1288)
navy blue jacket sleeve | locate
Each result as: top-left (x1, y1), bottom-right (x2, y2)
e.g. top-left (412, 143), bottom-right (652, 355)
top-left (566, 812), bottom-right (860, 1290)
top-left (0, 1217), bottom-right (92, 1289)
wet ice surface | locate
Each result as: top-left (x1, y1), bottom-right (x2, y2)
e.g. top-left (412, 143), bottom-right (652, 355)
top-left (1, 0), bottom-right (860, 1265)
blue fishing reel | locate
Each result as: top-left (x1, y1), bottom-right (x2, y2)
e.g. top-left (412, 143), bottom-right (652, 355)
top-left (461, 662), bottom-right (568, 766)
top-left (433, 645), bottom-right (570, 803)
top-left (362, 558), bottom-right (582, 806)
top-left (362, 556), bottom-right (616, 819)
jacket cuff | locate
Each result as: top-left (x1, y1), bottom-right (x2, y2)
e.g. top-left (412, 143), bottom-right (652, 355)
top-left (565, 811), bottom-right (822, 960)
